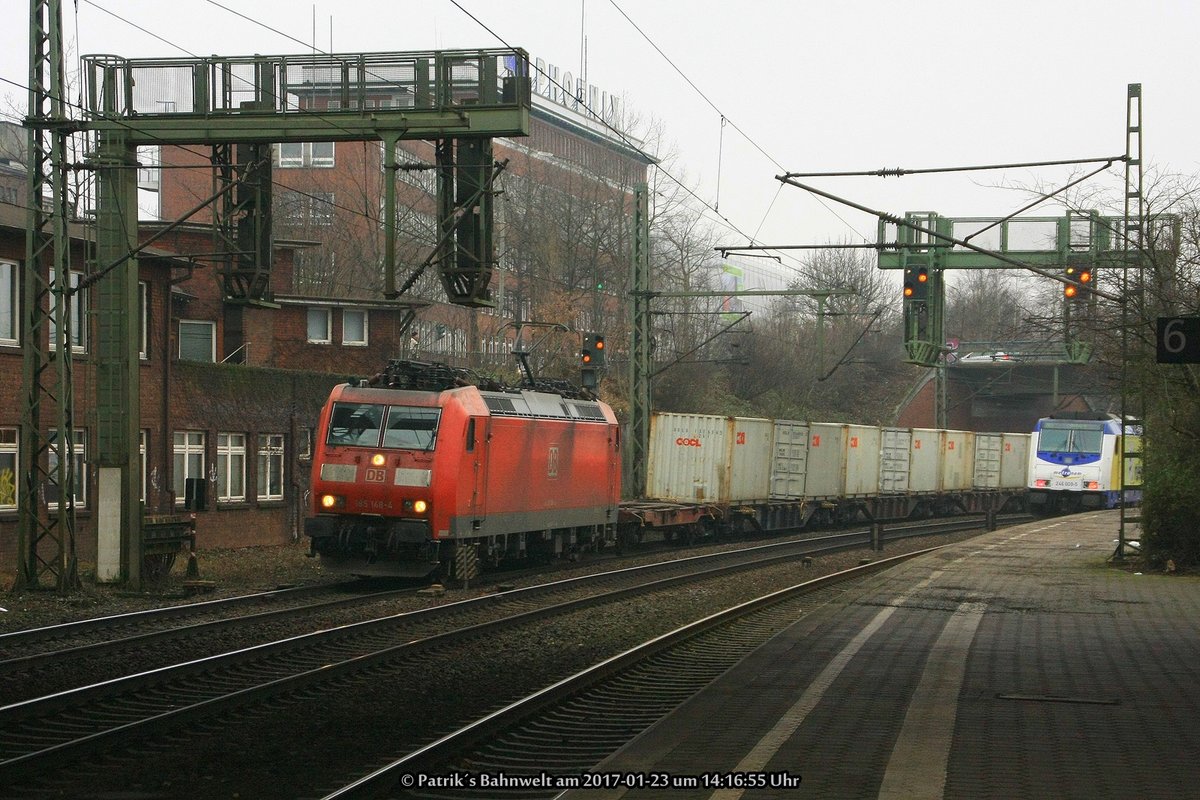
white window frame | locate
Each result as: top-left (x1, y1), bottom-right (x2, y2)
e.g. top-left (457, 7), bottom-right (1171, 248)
top-left (0, 426), bottom-right (17, 511)
top-left (48, 270), bottom-right (86, 353)
top-left (311, 192), bottom-right (334, 225)
top-left (342, 309), bottom-right (368, 346)
top-left (179, 319), bottom-right (216, 362)
top-left (173, 430), bottom-right (206, 506)
top-left (275, 141), bottom-right (335, 168)
top-left (48, 428), bottom-right (87, 508)
top-left (309, 141), bottom-right (334, 167)
top-left (216, 433), bottom-right (246, 503)
top-left (139, 429), bottom-right (147, 503)
top-left (307, 308), bottom-right (332, 344)
top-left (0, 259), bottom-right (17, 346)
top-left (257, 434), bottom-right (285, 501)
top-left (277, 142), bottom-right (303, 167)
top-left (138, 281), bottom-right (149, 360)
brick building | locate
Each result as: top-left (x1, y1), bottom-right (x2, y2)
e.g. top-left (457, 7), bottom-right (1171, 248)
top-left (1, 85), bottom-right (652, 579)
top-left (0, 198), bottom-right (421, 572)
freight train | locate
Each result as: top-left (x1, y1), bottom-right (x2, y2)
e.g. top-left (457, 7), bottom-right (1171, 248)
top-left (1026, 413), bottom-right (1143, 513)
top-left (305, 360), bottom-right (1033, 577)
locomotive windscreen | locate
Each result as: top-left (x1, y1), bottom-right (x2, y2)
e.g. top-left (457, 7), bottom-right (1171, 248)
top-left (383, 406), bottom-right (440, 450)
top-left (326, 402), bottom-right (441, 450)
top-left (1037, 421), bottom-right (1103, 454)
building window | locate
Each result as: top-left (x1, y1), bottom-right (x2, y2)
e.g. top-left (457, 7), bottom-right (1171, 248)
top-left (297, 428), bottom-right (312, 460)
top-left (139, 282), bottom-right (149, 360)
top-left (173, 431), bottom-right (205, 506)
top-left (277, 142), bottom-right (303, 167)
top-left (257, 434), bottom-right (284, 501)
top-left (139, 430), bottom-right (148, 503)
top-left (48, 270), bottom-right (86, 353)
top-left (216, 433), bottom-right (246, 503)
top-left (343, 309), bottom-right (368, 346)
top-left (0, 260), bottom-right (17, 346)
top-left (275, 142), bottom-right (335, 168)
top-left (311, 192), bottom-right (334, 225)
top-left (279, 190), bottom-right (335, 226)
top-left (48, 428), bottom-right (87, 507)
top-left (310, 141), bottom-right (334, 167)
top-left (179, 320), bottom-right (216, 362)
top-left (0, 427), bottom-right (16, 511)
top-left (307, 308), bottom-right (332, 343)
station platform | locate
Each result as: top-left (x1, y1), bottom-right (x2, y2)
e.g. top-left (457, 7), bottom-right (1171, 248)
top-left (560, 510), bottom-right (1199, 799)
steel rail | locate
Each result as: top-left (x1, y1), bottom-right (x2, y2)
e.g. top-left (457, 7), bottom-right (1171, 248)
top-left (0, 531), bottom-right (888, 781)
top-left (320, 547), bottom-right (939, 799)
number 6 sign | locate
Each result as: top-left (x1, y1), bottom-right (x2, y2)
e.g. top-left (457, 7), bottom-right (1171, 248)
top-left (1157, 316), bottom-right (1200, 363)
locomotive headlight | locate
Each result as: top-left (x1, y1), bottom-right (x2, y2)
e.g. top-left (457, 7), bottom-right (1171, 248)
top-left (413, 499), bottom-right (428, 514)
top-left (371, 453), bottom-right (386, 467)
top-left (320, 494), bottom-right (344, 509)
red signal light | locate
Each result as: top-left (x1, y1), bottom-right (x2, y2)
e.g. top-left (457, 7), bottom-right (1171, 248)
top-left (582, 353), bottom-right (592, 364)
top-left (1078, 270), bottom-right (1092, 284)
top-left (903, 285), bottom-right (914, 298)
top-left (917, 271), bottom-right (928, 283)
top-left (1064, 284), bottom-right (1079, 299)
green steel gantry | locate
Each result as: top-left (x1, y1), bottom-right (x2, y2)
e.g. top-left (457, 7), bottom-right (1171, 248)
top-left (877, 209), bottom-right (1136, 367)
top-left (22, 8), bottom-right (531, 589)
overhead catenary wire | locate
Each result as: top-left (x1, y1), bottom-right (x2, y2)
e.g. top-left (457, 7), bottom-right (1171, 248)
top-left (603, 0), bottom-right (870, 248)
top-left (445, 0), bottom-right (825, 279)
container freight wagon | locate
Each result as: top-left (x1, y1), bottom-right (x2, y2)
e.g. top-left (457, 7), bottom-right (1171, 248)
top-left (636, 413), bottom-right (1029, 540)
top-left (974, 433), bottom-right (1032, 489)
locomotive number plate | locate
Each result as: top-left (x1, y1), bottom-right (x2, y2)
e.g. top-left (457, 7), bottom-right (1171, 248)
top-left (1050, 476), bottom-right (1081, 490)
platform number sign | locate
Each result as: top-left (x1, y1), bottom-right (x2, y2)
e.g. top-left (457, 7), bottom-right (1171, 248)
top-left (1156, 316), bottom-right (1200, 363)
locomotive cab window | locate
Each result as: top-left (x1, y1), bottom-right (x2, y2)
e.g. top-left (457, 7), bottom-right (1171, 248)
top-left (1038, 422), bottom-right (1103, 454)
top-left (327, 403), bottom-right (385, 446)
top-left (383, 406), bottom-right (441, 450)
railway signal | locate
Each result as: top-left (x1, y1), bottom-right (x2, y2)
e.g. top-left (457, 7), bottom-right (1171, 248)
top-left (903, 267), bottom-right (929, 301)
top-left (1063, 265), bottom-right (1093, 300)
top-left (581, 332), bottom-right (605, 389)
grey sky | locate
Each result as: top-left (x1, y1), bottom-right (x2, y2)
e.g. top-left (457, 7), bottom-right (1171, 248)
top-left (3, 0), bottom-right (1197, 282)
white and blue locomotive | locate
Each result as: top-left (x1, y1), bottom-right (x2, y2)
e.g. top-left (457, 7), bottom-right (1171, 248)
top-left (1027, 413), bottom-right (1142, 513)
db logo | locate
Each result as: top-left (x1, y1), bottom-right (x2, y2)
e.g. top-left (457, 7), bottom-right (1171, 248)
top-left (675, 437), bottom-right (702, 447)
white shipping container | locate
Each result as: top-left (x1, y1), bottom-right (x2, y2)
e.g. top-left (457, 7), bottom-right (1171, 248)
top-left (941, 430), bottom-right (975, 491)
top-left (880, 428), bottom-right (912, 493)
top-left (770, 420), bottom-right (809, 500)
top-left (908, 428), bottom-right (941, 493)
top-left (646, 413), bottom-right (728, 503)
top-left (845, 425), bottom-right (882, 495)
top-left (1000, 433), bottom-right (1032, 489)
top-left (805, 423), bottom-right (846, 498)
top-left (973, 433), bottom-right (1003, 489)
top-left (729, 417), bottom-right (774, 502)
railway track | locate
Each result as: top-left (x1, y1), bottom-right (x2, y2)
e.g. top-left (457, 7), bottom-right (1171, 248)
top-left (0, 580), bottom-right (421, 696)
top-left (0, 516), bottom-right (1016, 796)
top-left (323, 550), bottom-right (932, 799)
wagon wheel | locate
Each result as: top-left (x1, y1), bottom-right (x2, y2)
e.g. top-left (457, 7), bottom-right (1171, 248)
top-left (616, 525), bottom-right (645, 554)
top-left (143, 553), bottom-right (177, 584)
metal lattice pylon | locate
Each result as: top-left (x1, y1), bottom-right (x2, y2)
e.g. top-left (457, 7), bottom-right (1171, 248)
top-left (1116, 83), bottom-right (1145, 561)
top-left (18, 0), bottom-right (78, 590)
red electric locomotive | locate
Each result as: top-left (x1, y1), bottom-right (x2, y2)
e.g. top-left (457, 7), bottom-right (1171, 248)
top-left (306, 361), bottom-right (622, 577)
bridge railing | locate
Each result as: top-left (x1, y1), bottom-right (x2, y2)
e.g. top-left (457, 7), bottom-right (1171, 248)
top-left (81, 48), bottom-right (530, 119)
